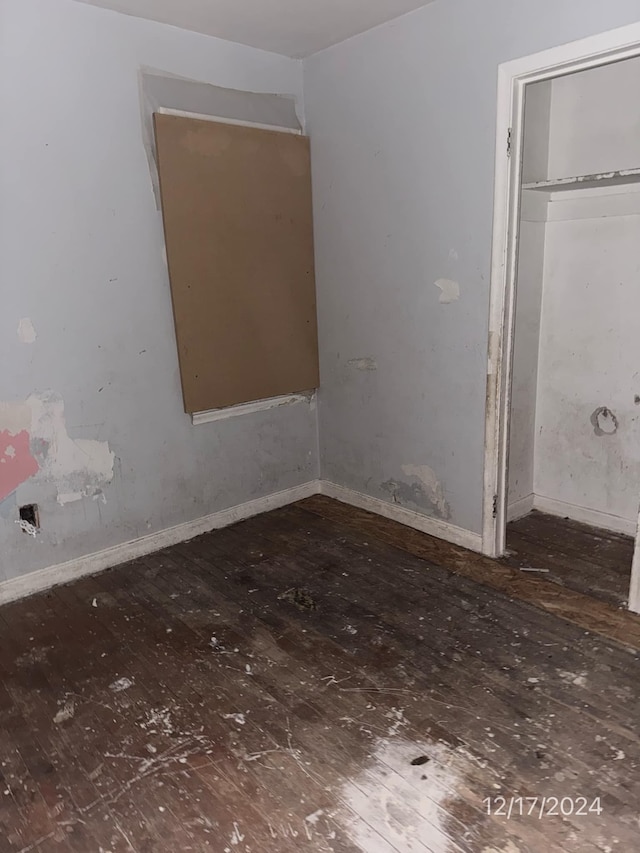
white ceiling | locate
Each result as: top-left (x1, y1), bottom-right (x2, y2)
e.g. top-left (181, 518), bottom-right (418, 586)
top-left (75, 0), bottom-right (432, 58)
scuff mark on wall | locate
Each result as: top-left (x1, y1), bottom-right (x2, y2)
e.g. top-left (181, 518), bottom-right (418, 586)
top-left (434, 278), bottom-right (460, 304)
top-left (17, 317), bottom-right (37, 344)
top-left (0, 392), bottom-right (115, 506)
top-left (347, 357), bottom-right (377, 371)
top-left (381, 464), bottom-right (450, 519)
top-left (590, 406), bottom-right (619, 436)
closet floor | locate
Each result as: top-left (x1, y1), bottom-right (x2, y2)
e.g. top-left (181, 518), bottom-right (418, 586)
top-left (1, 498), bottom-right (639, 852)
top-left (505, 510), bottom-right (633, 608)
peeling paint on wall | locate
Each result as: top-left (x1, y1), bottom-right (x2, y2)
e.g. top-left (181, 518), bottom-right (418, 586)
top-left (381, 464), bottom-right (450, 519)
top-left (57, 491), bottom-right (84, 506)
top-left (29, 392), bottom-right (115, 503)
top-left (347, 357), bottom-right (377, 371)
top-left (382, 478), bottom-right (431, 510)
top-left (0, 392), bottom-right (115, 506)
top-left (402, 463), bottom-right (450, 518)
top-left (17, 317), bottom-right (37, 344)
top-left (434, 278), bottom-right (460, 304)
top-left (0, 402), bottom-right (31, 435)
top-left (0, 428), bottom-right (39, 502)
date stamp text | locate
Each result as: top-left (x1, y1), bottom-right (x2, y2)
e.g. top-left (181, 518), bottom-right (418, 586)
top-left (483, 796), bottom-right (602, 819)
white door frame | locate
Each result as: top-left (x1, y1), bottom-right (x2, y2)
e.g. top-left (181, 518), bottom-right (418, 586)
top-left (481, 21), bottom-right (640, 614)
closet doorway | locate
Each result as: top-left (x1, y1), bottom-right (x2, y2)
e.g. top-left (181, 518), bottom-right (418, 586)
top-left (483, 23), bottom-right (640, 613)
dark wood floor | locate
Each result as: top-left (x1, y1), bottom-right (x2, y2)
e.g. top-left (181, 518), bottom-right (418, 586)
top-left (1, 498), bottom-right (639, 852)
top-left (505, 511), bottom-right (634, 608)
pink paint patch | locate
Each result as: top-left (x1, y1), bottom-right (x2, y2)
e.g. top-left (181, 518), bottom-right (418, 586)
top-left (0, 429), bottom-right (39, 501)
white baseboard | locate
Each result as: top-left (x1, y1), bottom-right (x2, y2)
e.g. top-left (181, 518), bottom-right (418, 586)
top-left (0, 480), bottom-right (320, 606)
top-left (507, 494), bottom-right (534, 522)
top-left (319, 481), bottom-right (482, 552)
top-left (533, 494), bottom-right (637, 537)
top-left (0, 477), bottom-right (485, 606)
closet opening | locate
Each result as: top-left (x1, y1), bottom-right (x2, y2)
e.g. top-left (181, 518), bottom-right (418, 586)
top-left (483, 25), bottom-right (640, 613)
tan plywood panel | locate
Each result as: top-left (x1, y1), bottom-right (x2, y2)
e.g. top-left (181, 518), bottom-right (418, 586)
top-left (154, 113), bottom-right (319, 413)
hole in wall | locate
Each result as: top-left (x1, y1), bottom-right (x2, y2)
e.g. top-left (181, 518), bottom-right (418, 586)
top-left (590, 406), bottom-right (618, 436)
top-left (18, 504), bottom-right (39, 531)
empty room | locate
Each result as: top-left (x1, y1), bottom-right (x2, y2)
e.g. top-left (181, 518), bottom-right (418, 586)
top-left (2, 0), bottom-right (640, 851)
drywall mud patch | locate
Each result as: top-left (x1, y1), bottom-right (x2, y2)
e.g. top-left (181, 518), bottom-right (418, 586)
top-left (590, 406), bottom-right (618, 436)
top-left (403, 463), bottom-right (450, 518)
top-left (382, 478), bottom-right (430, 508)
top-left (0, 392), bottom-right (114, 505)
top-left (17, 317), bottom-right (37, 344)
top-left (347, 357), bottom-right (377, 371)
top-left (382, 464), bottom-right (450, 519)
top-left (434, 278), bottom-right (460, 304)
top-left (29, 392), bottom-right (115, 504)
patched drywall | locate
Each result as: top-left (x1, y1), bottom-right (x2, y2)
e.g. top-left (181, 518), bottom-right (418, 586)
top-left (0, 0), bottom-right (315, 583)
top-left (434, 278), bottom-right (460, 304)
top-left (384, 463), bottom-right (450, 518)
top-left (305, 0), bottom-right (640, 535)
top-left (41, 393), bottom-right (112, 504)
top-left (16, 317), bottom-right (37, 344)
top-left (1, 392), bottom-right (114, 506)
top-left (347, 357), bottom-right (377, 371)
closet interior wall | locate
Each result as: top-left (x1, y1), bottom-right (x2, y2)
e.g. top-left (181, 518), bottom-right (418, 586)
top-left (508, 57), bottom-right (640, 536)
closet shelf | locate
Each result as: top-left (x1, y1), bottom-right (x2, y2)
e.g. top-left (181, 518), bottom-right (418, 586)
top-left (522, 167), bottom-right (640, 193)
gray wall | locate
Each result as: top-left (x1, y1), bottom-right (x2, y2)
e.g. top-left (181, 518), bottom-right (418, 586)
top-left (0, 0), bottom-right (317, 583)
top-left (303, 0), bottom-right (640, 534)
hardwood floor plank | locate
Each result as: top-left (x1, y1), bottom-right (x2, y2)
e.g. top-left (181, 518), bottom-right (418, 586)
top-left (179, 512), bottom-right (633, 850)
top-left (1, 497), bottom-right (638, 852)
top-left (297, 495), bottom-right (640, 648)
top-left (505, 511), bottom-right (633, 607)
